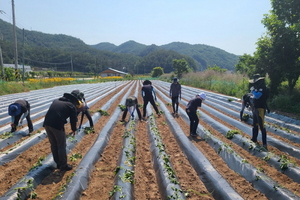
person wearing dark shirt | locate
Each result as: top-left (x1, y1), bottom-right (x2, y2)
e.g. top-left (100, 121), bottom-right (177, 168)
top-left (240, 93), bottom-right (254, 121)
top-left (8, 99), bottom-right (33, 133)
top-left (186, 92), bottom-right (206, 137)
top-left (141, 80), bottom-right (160, 119)
top-left (249, 74), bottom-right (269, 150)
top-left (43, 92), bottom-right (80, 171)
top-left (169, 77), bottom-right (181, 116)
top-left (121, 95), bottom-right (142, 122)
top-left (71, 90), bottom-right (93, 129)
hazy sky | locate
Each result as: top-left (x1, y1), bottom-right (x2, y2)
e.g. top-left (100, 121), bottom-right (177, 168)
top-left (1, 0), bottom-right (271, 55)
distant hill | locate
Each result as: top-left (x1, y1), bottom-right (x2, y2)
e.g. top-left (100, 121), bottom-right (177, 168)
top-left (91, 41), bottom-right (239, 71)
top-left (0, 18), bottom-right (238, 74)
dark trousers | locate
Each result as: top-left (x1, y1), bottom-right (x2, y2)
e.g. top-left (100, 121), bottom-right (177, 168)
top-left (186, 110), bottom-right (199, 134)
top-left (45, 126), bottom-right (68, 168)
top-left (122, 105), bottom-right (142, 120)
top-left (252, 108), bottom-right (267, 145)
top-left (171, 96), bottom-right (179, 113)
top-left (79, 110), bottom-right (93, 127)
top-left (12, 112), bottom-right (33, 132)
top-left (143, 97), bottom-right (159, 117)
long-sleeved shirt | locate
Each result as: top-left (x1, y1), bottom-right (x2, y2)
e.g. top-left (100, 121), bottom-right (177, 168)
top-left (11, 99), bottom-right (30, 125)
top-left (141, 84), bottom-right (156, 99)
top-left (186, 97), bottom-right (202, 112)
top-left (43, 97), bottom-right (78, 132)
top-left (251, 86), bottom-right (268, 109)
top-left (170, 82), bottom-right (181, 97)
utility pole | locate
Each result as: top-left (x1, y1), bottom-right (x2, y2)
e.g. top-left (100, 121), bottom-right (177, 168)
top-left (22, 28), bottom-right (25, 83)
top-left (12, 0), bottom-right (19, 81)
top-left (0, 32), bottom-right (4, 80)
top-left (70, 54), bottom-right (73, 76)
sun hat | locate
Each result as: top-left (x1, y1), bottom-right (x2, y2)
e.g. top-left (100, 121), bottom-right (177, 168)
top-left (198, 92), bottom-right (206, 100)
top-left (63, 93), bottom-right (80, 105)
top-left (249, 74), bottom-right (265, 83)
top-left (71, 90), bottom-right (84, 100)
top-left (8, 103), bottom-right (21, 116)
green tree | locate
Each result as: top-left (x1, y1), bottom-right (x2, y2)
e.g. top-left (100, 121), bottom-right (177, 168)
top-left (235, 54), bottom-right (257, 75)
top-left (207, 65), bottom-right (227, 73)
top-left (261, 0), bottom-right (300, 94)
top-left (151, 67), bottom-right (164, 77)
top-left (172, 58), bottom-right (191, 79)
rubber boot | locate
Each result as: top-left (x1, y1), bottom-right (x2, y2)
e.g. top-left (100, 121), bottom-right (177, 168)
top-left (251, 126), bottom-right (258, 143)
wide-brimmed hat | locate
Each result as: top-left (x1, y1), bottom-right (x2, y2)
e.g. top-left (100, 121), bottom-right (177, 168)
top-left (71, 90), bottom-right (84, 100)
top-left (197, 92), bottom-right (206, 100)
top-left (249, 74), bottom-right (265, 83)
top-left (8, 103), bottom-right (21, 116)
top-left (63, 93), bottom-right (80, 105)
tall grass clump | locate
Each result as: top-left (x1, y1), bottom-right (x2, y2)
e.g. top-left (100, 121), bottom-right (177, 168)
top-left (180, 71), bottom-right (249, 98)
top-left (0, 82), bottom-right (29, 95)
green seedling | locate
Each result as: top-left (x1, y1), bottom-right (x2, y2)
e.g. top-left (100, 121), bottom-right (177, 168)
top-left (225, 130), bottom-right (240, 139)
top-left (228, 98), bottom-right (234, 102)
top-left (120, 169), bottom-right (135, 184)
top-left (109, 185), bottom-right (122, 197)
top-left (118, 104), bottom-right (126, 111)
top-left (84, 127), bottom-right (95, 134)
top-left (242, 114), bottom-right (250, 121)
top-left (15, 179), bottom-right (36, 199)
top-left (69, 153), bottom-right (82, 162)
top-left (0, 132), bottom-right (14, 139)
top-left (97, 109), bottom-right (109, 116)
top-left (30, 156), bottom-right (45, 171)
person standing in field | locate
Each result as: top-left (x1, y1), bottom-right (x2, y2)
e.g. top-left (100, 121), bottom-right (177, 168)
top-left (186, 92), bottom-right (206, 137)
top-left (141, 80), bottom-right (160, 119)
top-left (43, 92), bottom-right (81, 171)
top-left (169, 77), bottom-right (181, 116)
top-left (8, 99), bottom-right (33, 133)
top-left (249, 74), bottom-right (269, 150)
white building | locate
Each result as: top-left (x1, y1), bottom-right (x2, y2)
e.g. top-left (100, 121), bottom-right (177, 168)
top-left (100, 68), bottom-right (128, 77)
top-left (3, 64), bottom-right (32, 72)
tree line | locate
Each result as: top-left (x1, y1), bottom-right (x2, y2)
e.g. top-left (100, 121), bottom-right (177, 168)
top-left (235, 0), bottom-right (300, 96)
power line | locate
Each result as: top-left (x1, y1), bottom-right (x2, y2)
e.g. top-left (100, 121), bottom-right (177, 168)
top-left (24, 57), bottom-right (71, 65)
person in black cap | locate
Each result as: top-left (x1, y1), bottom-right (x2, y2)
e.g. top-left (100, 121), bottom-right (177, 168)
top-left (71, 90), bottom-right (93, 129)
top-left (170, 77), bottom-right (181, 116)
top-left (8, 99), bottom-right (33, 133)
top-left (43, 92), bottom-right (80, 171)
top-left (141, 80), bottom-right (160, 119)
top-left (249, 74), bottom-right (269, 150)
top-left (120, 95), bottom-right (142, 122)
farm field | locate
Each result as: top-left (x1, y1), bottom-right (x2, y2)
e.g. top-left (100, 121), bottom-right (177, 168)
top-left (0, 80), bottom-right (300, 200)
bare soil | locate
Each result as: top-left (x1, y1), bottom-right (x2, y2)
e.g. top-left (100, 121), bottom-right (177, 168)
top-left (1, 80), bottom-right (300, 200)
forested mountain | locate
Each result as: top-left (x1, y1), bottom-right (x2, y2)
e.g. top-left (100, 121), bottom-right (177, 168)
top-left (0, 18), bottom-right (238, 74)
top-left (92, 41), bottom-right (239, 71)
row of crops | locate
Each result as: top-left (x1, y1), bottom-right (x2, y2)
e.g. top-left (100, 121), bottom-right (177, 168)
top-left (0, 80), bottom-right (300, 199)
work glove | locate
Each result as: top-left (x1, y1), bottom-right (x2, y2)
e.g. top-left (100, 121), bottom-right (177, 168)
top-left (250, 86), bottom-right (254, 92)
top-left (70, 131), bottom-right (76, 137)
